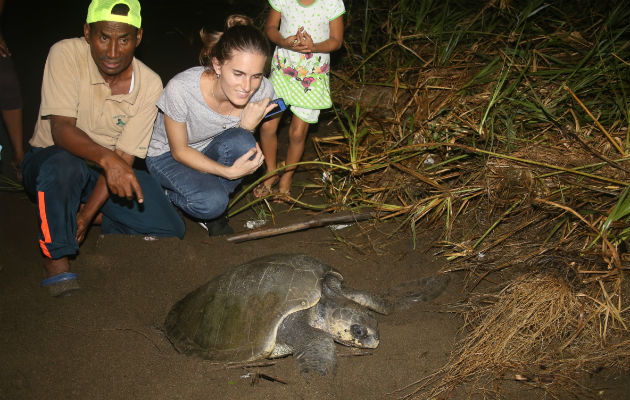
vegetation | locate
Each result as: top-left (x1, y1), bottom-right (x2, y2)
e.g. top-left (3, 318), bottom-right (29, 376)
top-left (241, 0), bottom-right (629, 397)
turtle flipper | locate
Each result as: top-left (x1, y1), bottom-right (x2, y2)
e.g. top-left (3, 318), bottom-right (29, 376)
top-left (277, 310), bottom-right (338, 375)
top-left (338, 288), bottom-right (391, 315)
top-left (294, 334), bottom-right (337, 375)
top-left (387, 274), bottom-right (450, 310)
top-left (324, 275), bottom-right (392, 315)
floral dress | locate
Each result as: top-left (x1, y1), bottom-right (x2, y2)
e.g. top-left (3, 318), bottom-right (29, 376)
top-left (269, 0), bottom-right (345, 110)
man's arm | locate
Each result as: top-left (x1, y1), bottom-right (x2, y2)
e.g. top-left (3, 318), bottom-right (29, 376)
top-left (75, 148), bottom-right (135, 243)
top-left (50, 115), bottom-right (144, 202)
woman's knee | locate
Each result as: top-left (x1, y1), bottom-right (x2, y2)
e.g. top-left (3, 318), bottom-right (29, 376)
top-left (224, 128), bottom-right (257, 152)
top-left (186, 189), bottom-right (229, 220)
top-left (205, 129), bottom-right (257, 166)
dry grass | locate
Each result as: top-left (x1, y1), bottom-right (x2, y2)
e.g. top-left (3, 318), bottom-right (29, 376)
top-left (322, 0), bottom-right (629, 397)
top-left (394, 273), bottom-right (629, 399)
top-left (239, 1), bottom-right (630, 396)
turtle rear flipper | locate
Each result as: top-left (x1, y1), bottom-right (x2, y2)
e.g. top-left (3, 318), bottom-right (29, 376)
top-left (388, 274), bottom-right (450, 310)
top-left (277, 310), bottom-right (338, 375)
top-left (337, 288), bottom-right (391, 315)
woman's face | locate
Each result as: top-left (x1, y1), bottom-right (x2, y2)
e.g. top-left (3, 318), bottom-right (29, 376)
top-left (213, 50), bottom-right (267, 107)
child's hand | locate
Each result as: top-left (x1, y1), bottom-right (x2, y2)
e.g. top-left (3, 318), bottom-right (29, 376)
top-left (281, 27), bottom-right (305, 49)
top-left (283, 33), bottom-right (300, 49)
top-left (294, 28), bottom-right (315, 53)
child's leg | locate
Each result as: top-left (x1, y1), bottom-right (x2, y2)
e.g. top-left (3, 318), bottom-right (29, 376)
top-left (258, 116), bottom-right (282, 189)
top-left (278, 114), bottom-right (310, 194)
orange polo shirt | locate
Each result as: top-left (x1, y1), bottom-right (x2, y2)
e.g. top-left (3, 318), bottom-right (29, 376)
top-left (29, 38), bottom-right (162, 159)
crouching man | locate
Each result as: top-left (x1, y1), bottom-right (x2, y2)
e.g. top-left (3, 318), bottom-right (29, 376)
top-left (22, 0), bottom-right (185, 296)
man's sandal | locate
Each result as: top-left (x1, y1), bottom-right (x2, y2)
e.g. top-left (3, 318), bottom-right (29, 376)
top-left (41, 272), bottom-right (80, 297)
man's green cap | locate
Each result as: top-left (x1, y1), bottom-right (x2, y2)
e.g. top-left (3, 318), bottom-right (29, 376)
top-left (86, 0), bottom-right (142, 29)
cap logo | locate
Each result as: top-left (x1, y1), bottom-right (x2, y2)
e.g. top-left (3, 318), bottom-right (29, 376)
top-left (86, 0), bottom-right (142, 29)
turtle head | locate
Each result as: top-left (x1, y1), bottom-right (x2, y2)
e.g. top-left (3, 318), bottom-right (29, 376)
top-left (326, 301), bottom-right (380, 349)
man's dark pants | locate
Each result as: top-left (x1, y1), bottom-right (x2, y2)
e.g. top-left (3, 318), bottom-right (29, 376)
top-left (22, 146), bottom-right (185, 259)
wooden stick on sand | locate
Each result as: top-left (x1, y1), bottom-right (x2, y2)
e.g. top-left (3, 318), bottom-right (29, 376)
top-left (226, 211), bottom-right (381, 243)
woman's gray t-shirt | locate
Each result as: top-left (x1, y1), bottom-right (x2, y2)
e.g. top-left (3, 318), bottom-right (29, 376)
top-left (147, 66), bottom-right (275, 157)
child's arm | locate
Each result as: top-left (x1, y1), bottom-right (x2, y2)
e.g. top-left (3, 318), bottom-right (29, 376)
top-left (265, 8), bottom-right (300, 50)
top-left (295, 15), bottom-right (344, 54)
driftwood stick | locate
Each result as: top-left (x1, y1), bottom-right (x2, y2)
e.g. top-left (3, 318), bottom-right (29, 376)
top-left (226, 211), bottom-right (380, 243)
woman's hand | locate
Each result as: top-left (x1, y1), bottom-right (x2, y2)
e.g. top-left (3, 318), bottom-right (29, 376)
top-left (223, 142), bottom-right (265, 180)
top-left (239, 98), bottom-right (277, 132)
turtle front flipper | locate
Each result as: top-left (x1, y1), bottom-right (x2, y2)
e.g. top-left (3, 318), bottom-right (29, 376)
top-left (276, 310), bottom-right (338, 375)
top-left (323, 275), bottom-right (392, 315)
top-left (294, 334), bottom-right (337, 375)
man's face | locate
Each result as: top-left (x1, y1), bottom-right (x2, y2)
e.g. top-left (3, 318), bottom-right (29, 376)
top-left (84, 21), bottom-right (143, 78)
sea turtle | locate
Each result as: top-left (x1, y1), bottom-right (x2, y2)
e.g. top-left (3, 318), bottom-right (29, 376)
top-left (164, 253), bottom-right (391, 375)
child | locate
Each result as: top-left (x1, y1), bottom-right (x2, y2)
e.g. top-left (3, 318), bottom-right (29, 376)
top-left (258, 0), bottom-right (345, 199)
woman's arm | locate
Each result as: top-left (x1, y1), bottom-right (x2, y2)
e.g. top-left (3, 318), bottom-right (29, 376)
top-left (165, 114), bottom-right (264, 180)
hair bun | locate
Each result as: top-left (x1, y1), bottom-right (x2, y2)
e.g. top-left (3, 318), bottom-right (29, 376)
top-left (225, 14), bottom-right (254, 29)
top-left (198, 14), bottom-right (269, 70)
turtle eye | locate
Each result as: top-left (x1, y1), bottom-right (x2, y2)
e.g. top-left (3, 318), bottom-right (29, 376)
top-left (350, 324), bottom-right (367, 338)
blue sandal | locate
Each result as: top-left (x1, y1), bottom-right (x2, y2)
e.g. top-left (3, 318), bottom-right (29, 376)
top-left (41, 272), bottom-right (80, 297)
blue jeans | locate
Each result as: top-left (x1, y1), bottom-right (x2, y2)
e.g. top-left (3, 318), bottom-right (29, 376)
top-left (146, 128), bottom-right (256, 220)
top-left (22, 146), bottom-right (185, 259)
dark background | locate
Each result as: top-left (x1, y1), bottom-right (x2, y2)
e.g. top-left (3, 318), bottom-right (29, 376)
top-left (0, 0), bottom-right (268, 161)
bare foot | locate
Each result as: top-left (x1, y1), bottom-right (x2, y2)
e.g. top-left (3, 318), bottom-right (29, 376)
top-left (272, 175), bottom-right (293, 204)
top-left (263, 174), bottom-right (279, 188)
top-left (277, 174), bottom-right (293, 196)
top-left (42, 256), bottom-right (80, 297)
top-left (253, 175), bottom-right (279, 198)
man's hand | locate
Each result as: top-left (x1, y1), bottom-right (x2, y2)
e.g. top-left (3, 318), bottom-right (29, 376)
top-left (101, 151), bottom-right (144, 203)
top-left (0, 0), bottom-right (11, 58)
top-left (0, 32), bottom-right (10, 57)
top-left (75, 205), bottom-right (92, 244)
top-left (50, 116), bottom-right (144, 203)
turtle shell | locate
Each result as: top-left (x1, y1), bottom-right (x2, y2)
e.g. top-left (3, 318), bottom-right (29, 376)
top-left (164, 254), bottom-right (341, 362)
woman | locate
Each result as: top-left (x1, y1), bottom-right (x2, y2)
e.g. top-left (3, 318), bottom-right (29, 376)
top-left (146, 15), bottom-right (277, 235)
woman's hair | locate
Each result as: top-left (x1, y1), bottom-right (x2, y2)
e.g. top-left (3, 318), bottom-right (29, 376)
top-left (198, 14), bottom-right (270, 70)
